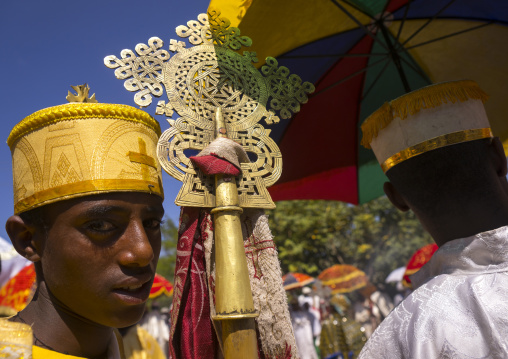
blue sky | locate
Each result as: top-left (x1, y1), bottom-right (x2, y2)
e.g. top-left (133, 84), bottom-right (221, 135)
top-left (0, 0), bottom-right (210, 241)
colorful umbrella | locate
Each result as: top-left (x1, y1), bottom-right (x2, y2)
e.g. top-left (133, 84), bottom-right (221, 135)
top-left (402, 243), bottom-right (438, 288)
top-left (149, 274), bottom-right (174, 299)
top-left (210, 0), bottom-right (508, 204)
top-left (282, 272), bottom-right (315, 290)
top-left (318, 264), bottom-right (368, 294)
top-left (0, 263), bottom-right (36, 312)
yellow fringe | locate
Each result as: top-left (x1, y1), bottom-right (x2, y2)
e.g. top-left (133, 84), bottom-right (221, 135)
top-left (8, 103), bottom-right (161, 148)
top-left (360, 80), bottom-right (489, 149)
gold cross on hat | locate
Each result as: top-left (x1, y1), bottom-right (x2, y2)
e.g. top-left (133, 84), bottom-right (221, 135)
top-left (128, 138), bottom-right (157, 181)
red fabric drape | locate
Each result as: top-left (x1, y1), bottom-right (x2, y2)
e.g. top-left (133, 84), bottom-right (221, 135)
top-left (170, 154), bottom-right (239, 358)
top-left (169, 207), bottom-right (217, 359)
top-left (190, 155), bottom-right (241, 176)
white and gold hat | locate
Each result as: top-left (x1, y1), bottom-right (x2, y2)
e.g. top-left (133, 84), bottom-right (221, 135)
top-left (8, 85), bottom-right (164, 214)
top-left (361, 80), bottom-right (491, 173)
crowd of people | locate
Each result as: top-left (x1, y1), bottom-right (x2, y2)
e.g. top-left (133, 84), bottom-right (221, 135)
top-left (288, 282), bottom-right (399, 359)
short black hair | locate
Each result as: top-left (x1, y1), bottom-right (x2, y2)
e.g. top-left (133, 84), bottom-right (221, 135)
top-left (386, 138), bottom-right (495, 215)
top-left (19, 205), bottom-right (50, 235)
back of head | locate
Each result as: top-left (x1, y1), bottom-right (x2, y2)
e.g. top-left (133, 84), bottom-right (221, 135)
top-left (386, 138), bottom-right (499, 216)
top-left (362, 80), bottom-right (508, 243)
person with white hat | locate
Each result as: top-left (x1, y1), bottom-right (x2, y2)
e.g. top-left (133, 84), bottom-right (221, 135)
top-left (357, 80), bottom-right (508, 358)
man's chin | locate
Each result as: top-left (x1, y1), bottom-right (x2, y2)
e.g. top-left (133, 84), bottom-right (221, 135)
top-left (101, 304), bottom-right (147, 329)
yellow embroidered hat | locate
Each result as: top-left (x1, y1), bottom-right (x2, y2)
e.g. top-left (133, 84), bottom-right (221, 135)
top-left (361, 80), bottom-right (492, 173)
top-left (8, 85), bottom-right (164, 214)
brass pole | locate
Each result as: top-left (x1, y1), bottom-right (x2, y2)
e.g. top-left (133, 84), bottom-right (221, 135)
top-left (211, 108), bottom-right (259, 358)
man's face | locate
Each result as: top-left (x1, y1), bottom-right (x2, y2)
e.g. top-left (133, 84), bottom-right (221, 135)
top-left (36, 192), bottom-right (164, 328)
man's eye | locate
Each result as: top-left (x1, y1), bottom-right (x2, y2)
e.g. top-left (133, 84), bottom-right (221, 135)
top-left (144, 219), bottom-right (162, 229)
top-left (85, 220), bottom-right (116, 232)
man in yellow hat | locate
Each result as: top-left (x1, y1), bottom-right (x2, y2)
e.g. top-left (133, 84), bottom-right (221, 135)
top-left (358, 80), bottom-right (508, 358)
top-left (2, 85), bottom-right (165, 358)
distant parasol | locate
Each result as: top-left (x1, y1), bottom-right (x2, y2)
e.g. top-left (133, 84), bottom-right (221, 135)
top-left (0, 263), bottom-right (36, 312)
top-left (318, 264), bottom-right (368, 294)
top-left (149, 274), bottom-right (174, 299)
top-left (403, 244), bottom-right (438, 288)
top-left (282, 272), bottom-right (315, 290)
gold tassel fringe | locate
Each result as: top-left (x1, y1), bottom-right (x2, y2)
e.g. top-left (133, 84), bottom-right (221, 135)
top-left (360, 80), bottom-right (489, 149)
top-left (8, 103), bottom-right (161, 148)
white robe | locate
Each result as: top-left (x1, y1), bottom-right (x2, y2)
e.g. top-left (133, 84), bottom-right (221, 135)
top-left (359, 225), bottom-right (508, 359)
top-left (290, 310), bottom-right (319, 359)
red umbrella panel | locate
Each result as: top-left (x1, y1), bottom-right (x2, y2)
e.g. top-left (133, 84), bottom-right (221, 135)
top-left (282, 272), bottom-right (315, 290)
top-left (402, 243), bottom-right (438, 288)
top-left (149, 274), bottom-right (174, 299)
top-left (0, 263), bottom-right (36, 312)
top-left (318, 264), bottom-right (368, 294)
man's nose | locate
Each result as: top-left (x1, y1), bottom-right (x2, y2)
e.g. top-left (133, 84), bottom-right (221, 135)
top-left (117, 220), bottom-right (154, 267)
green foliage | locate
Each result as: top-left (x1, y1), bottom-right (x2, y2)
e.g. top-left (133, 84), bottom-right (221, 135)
top-left (157, 215), bottom-right (179, 282)
top-left (154, 215), bottom-right (179, 307)
top-left (153, 198), bottom-right (432, 297)
top-left (267, 197), bottom-right (433, 285)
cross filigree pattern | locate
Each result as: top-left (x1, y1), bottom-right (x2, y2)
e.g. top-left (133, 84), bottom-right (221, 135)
top-left (105, 10), bottom-right (314, 208)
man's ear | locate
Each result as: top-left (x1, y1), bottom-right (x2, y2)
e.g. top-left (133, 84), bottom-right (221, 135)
top-left (383, 182), bottom-right (410, 212)
top-left (6, 215), bottom-right (42, 262)
top-left (489, 137), bottom-right (507, 177)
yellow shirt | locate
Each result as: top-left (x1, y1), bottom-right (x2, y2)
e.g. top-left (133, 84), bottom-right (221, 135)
top-left (122, 325), bottom-right (165, 359)
top-left (33, 346), bottom-right (87, 358)
top-left (32, 331), bottom-right (125, 359)
top-left (0, 318), bottom-right (125, 359)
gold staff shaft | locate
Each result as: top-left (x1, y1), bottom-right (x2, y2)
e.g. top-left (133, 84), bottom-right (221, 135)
top-left (211, 108), bottom-right (258, 358)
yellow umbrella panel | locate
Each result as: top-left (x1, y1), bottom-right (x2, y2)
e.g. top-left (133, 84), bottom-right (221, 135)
top-left (318, 264), bottom-right (368, 294)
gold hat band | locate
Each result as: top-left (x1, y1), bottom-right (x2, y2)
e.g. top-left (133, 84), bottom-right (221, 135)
top-left (14, 178), bottom-right (163, 214)
top-left (381, 128), bottom-right (493, 173)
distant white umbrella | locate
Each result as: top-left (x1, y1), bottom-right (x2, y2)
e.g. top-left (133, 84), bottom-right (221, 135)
top-left (385, 266), bottom-right (406, 284)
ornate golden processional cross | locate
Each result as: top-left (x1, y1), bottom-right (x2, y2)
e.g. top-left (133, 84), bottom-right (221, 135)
top-left (105, 10), bottom-right (314, 208)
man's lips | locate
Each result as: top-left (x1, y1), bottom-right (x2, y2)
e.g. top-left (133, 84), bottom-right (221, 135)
top-left (112, 275), bottom-right (153, 304)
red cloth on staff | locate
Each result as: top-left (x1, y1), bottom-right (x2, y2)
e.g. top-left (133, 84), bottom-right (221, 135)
top-left (170, 154), bottom-right (236, 358)
top-left (170, 207), bottom-right (217, 359)
top-left (190, 154), bottom-right (241, 176)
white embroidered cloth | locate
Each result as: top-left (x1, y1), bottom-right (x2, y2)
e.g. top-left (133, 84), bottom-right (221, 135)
top-left (359, 225), bottom-right (508, 359)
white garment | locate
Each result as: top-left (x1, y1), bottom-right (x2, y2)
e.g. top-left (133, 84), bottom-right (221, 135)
top-left (298, 294), bottom-right (322, 338)
top-left (370, 290), bottom-right (393, 320)
top-left (353, 300), bottom-right (375, 338)
top-left (290, 310), bottom-right (319, 359)
top-left (353, 290), bottom-right (393, 339)
top-left (393, 293), bottom-right (404, 307)
top-left (359, 225), bottom-right (508, 359)
top-left (140, 310), bottom-right (169, 357)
